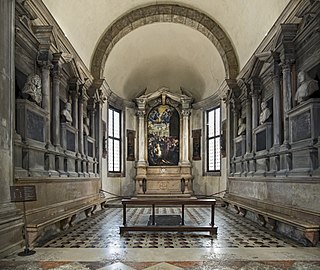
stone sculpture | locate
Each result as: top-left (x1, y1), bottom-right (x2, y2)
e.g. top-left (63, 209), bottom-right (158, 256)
top-left (237, 117), bottom-right (246, 136)
top-left (22, 74), bottom-right (42, 105)
top-left (295, 71), bottom-right (319, 104)
top-left (259, 101), bottom-right (271, 125)
top-left (61, 102), bottom-right (73, 123)
top-left (83, 117), bottom-right (90, 136)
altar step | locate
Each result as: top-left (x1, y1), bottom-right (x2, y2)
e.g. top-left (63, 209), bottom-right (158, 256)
top-left (136, 193), bottom-right (194, 198)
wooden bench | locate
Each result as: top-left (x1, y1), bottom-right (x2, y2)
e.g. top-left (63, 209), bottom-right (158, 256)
top-left (223, 198), bottom-right (320, 246)
top-left (120, 198), bottom-right (217, 235)
top-left (27, 196), bottom-right (108, 246)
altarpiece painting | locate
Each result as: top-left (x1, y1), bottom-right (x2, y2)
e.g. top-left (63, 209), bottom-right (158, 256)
top-left (147, 104), bottom-right (180, 166)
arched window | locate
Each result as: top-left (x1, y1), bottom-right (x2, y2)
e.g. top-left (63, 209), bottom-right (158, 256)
top-left (207, 107), bottom-right (221, 172)
top-left (108, 106), bottom-right (121, 172)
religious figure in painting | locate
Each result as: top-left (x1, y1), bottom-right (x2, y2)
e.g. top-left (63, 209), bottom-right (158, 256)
top-left (147, 105), bottom-right (179, 166)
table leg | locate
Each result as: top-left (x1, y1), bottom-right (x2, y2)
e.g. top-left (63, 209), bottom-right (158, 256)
top-left (181, 204), bottom-right (185, 225)
top-left (152, 204), bottom-right (155, 225)
top-left (210, 204), bottom-right (215, 227)
top-left (123, 204), bottom-right (126, 226)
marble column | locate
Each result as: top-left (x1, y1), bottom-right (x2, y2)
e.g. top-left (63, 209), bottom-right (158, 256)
top-left (78, 96), bottom-right (84, 156)
top-left (89, 101), bottom-right (96, 138)
top-left (0, 0), bottom-right (23, 257)
top-left (137, 110), bottom-right (146, 165)
top-left (226, 98), bottom-right (233, 174)
top-left (231, 100), bottom-right (238, 142)
top-left (181, 109), bottom-right (191, 165)
top-left (70, 87), bottom-right (79, 153)
top-left (245, 97), bottom-right (252, 154)
top-left (282, 60), bottom-right (293, 146)
top-left (95, 99), bottom-right (103, 175)
top-left (51, 54), bottom-right (62, 147)
top-left (272, 56), bottom-right (282, 148)
top-left (40, 63), bottom-right (52, 145)
top-left (250, 79), bottom-right (260, 131)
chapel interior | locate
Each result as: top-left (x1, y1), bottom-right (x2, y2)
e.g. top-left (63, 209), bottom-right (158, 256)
top-left (0, 0), bottom-right (320, 269)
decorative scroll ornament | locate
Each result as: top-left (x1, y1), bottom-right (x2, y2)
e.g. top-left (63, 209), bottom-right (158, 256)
top-left (22, 74), bottom-right (42, 105)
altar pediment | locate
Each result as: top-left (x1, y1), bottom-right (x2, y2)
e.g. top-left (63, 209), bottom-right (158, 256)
top-left (135, 87), bottom-right (193, 109)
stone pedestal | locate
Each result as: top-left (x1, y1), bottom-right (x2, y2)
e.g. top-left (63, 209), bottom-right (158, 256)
top-left (16, 99), bottom-right (50, 176)
top-left (234, 135), bottom-right (246, 158)
top-left (253, 123), bottom-right (273, 176)
top-left (253, 122), bottom-right (273, 153)
top-left (288, 99), bottom-right (320, 176)
top-left (232, 135), bottom-right (246, 176)
top-left (135, 165), bottom-right (192, 197)
top-left (0, 0), bottom-right (24, 257)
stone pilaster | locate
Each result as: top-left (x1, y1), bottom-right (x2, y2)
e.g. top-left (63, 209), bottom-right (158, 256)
top-left (272, 53), bottom-right (282, 148)
top-left (0, 0), bottom-right (23, 257)
top-left (78, 86), bottom-right (89, 157)
top-left (95, 98), bottom-right (103, 175)
top-left (37, 63), bottom-right (52, 146)
top-left (51, 53), bottom-right (63, 148)
top-left (250, 77), bottom-right (260, 131)
top-left (69, 78), bottom-right (80, 153)
top-left (181, 109), bottom-right (191, 165)
top-left (281, 60), bottom-right (294, 147)
top-left (231, 98), bottom-right (239, 157)
top-left (137, 110), bottom-right (146, 165)
top-left (267, 53), bottom-right (282, 175)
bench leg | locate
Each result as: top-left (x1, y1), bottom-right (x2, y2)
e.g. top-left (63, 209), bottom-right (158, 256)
top-left (304, 231), bottom-right (319, 246)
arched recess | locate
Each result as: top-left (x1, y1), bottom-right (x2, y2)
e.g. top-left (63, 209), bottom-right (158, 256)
top-left (91, 4), bottom-right (239, 81)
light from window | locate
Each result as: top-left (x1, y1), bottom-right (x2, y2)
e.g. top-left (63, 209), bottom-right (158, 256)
top-left (207, 107), bottom-right (221, 171)
top-left (108, 107), bottom-right (121, 172)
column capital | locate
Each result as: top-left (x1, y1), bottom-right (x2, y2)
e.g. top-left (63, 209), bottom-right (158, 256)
top-left (182, 109), bottom-right (191, 117)
top-left (38, 60), bottom-right (53, 71)
top-left (280, 58), bottom-right (295, 70)
top-left (135, 97), bottom-right (147, 111)
top-left (87, 98), bottom-right (96, 113)
top-left (136, 110), bottom-right (145, 117)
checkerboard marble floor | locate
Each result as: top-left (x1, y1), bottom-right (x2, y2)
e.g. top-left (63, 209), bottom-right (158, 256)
top-left (42, 206), bottom-right (299, 249)
top-left (1, 206), bottom-right (320, 270)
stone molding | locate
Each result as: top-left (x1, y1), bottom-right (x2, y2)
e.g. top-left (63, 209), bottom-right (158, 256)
top-left (91, 4), bottom-right (239, 81)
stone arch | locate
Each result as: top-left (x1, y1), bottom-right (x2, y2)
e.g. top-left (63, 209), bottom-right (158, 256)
top-left (91, 4), bottom-right (239, 80)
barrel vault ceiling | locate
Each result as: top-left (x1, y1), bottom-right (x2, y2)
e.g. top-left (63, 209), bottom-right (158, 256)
top-left (43, 0), bottom-right (290, 102)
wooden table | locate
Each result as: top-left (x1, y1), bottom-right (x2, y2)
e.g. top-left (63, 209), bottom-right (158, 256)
top-left (120, 198), bottom-right (217, 235)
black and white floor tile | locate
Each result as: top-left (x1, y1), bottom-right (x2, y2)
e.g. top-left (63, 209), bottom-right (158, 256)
top-left (42, 206), bottom-right (300, 249)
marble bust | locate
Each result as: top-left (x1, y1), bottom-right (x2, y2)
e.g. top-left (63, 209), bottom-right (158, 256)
top-left (295, 71), bottom-right (319, 104)
top-left (83, 117), bottom-right (90, 136)
top-left (61, 102), bottom-right (73, 123)
top-left (259, 101), bottom-right (271, 125)
top-left (237, 118), bottom-right (246, 136)
top-left (22, 74), bottom-right (42, 105)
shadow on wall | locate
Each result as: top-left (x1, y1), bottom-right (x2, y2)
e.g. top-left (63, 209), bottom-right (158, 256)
top-left (123, 56), bottom-right (205, 101)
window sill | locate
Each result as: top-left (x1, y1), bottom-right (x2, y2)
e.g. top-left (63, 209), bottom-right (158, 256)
top-left (203, 171), bottom-right (221, 177)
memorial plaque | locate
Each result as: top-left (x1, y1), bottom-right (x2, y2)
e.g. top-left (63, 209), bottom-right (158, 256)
top-left (10, 185), bottom-right (37, 202)
top-left (256, 130), bottom-right (267, 151)
top-left (67, 130), bottom-right (75, 152)
top-left (235, 142), bottom-right (242, 157)
top-left (26, 109), bottom-right (44, 142)
top-left (88, 141), bottom-right (93, 157)
top-left (292, 110), bottom-right (311, 142)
